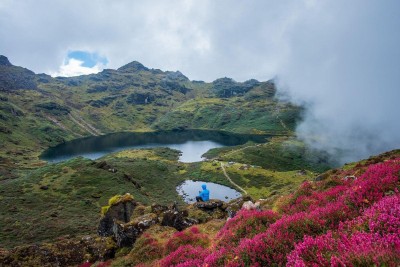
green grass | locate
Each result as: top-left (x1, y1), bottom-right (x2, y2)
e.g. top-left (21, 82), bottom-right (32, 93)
top-left (0, 149), bottom-right (183, 248)
top-left (204, 137), bottom-right (335, 173)
top-left (0, 141), bottom-right (333, 249)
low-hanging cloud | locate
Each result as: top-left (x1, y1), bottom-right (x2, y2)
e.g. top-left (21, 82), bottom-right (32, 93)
top-left (277, 0), bottom-right (400, 163)
top-left (0, 0), bottom-right (399, 163)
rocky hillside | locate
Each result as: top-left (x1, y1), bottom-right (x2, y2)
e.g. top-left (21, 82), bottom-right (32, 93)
top-left (1, 149), bottom-right (399, 266)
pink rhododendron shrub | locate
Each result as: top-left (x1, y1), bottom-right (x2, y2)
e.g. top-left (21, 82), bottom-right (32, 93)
top-left (278, 182), bottom-right (349, 215)
top-left (130, 233), bottom-right (164, 264)
top-left (288, 194), bottom-right (400, 267)
top-left (363, 194), bottom-right (400, 235)
top-left (308, 201), bottom-right (356, 229)
top-left (344, 159), bottom-right (400, 210)
top-left (287, 232), bottom-right (400, 267)
top-left (230, 212), bottom-right (326, 266)
top-left (286, 231), bottom-right (338, 267)
top-left (293, 185), bottom-right (348, 213)
top-left (341, 232), bottom-right (400, 267)
top-left (203, 247), bottom-right (229, 267)
top-left (164, 226), bottom-right (210, 254)
top-left (216, 209), bottom-right (280, 248)
top-left (159, 245), bottom-right (208, 267)
top-left (341, 194), bottom-right (400, 234)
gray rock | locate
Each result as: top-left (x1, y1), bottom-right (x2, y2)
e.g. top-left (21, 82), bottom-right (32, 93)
top-left (225, 195), bottom-right (253, 218)
top-left (113, 213), bottom-right (158, 247)
top-left (161, 210), bottom-right (198, 231)
top-left (194, 199), bottom-right (224, 210)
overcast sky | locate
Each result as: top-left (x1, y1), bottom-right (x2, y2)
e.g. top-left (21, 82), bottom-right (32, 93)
top-left (1, 0), bottom-right (399, 162)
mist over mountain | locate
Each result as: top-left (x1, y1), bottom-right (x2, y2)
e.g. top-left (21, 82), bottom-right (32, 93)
top-left (276, 0), bottom-right (400, 163)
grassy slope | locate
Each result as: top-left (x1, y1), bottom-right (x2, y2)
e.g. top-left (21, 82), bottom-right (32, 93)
top-left (0, 148), bottom-right (185, 248)
top-left (0, 140), bottom-right (333, 248)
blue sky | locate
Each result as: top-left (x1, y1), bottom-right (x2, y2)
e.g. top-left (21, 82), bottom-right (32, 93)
top-left (67, 51), bottom-right (108, 68)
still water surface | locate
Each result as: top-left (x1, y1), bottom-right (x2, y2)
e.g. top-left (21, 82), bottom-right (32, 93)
top-left (177, 180), bottom-right (242, 203)
top-left (41, 130), bottom-right (269, 163)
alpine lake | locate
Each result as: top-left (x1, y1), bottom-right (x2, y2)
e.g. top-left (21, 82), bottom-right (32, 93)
top-left (40, 130), bottom-right (270, 203)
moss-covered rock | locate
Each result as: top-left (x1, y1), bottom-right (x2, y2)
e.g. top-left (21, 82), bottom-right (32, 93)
top-left (98, 194), bottom-right (137, 237)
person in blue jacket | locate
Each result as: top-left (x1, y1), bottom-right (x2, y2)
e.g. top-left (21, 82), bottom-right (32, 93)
top-left (196, 184), bottom-right (210, 202)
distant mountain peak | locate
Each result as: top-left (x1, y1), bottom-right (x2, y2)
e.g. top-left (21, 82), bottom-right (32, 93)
top-left (0, 55), bottom-right (12, 66)
top-left (117, 61), bottom-right (149, 73)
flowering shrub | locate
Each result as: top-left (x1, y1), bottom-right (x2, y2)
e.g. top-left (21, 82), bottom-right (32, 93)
top-left (288, 194), bottom-right (400, 266)
top-left (363, 194), bottom-right (400, 235)
top-left (229, 212), bottom-right (326, 266)
top-left (128, 233), bottom-right (164, 264)
top-left (164, 226), bottom-right (210, 254)
top-left (277, 182), bottom-right (349, 215)
top-left (216, 209), bottom-right (279, 248)
top-left (344, 159), bottom-right (400, 210)
top-left (203, 247), bottom-right (229, 267)
top-left (159, 245), bottom-right (208, 267)
top-left (287, 231), bottom-right (400, 267)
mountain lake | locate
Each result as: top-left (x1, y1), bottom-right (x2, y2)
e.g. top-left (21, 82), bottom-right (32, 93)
top-left (40, 130), bottom-right (270, 163)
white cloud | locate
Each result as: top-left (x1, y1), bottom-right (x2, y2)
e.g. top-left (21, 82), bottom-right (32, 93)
top-left (50, 58), bottom-right (103, 77)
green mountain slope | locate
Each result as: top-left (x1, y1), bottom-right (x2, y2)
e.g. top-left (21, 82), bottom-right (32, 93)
top-left (0, 55), bottom-right (302, 174)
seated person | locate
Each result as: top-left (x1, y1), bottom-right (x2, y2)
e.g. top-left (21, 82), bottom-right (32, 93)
top-left (196, 184), bottom-right (210, 202)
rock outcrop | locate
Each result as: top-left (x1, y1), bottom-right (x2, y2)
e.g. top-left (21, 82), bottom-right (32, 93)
top-left (113, 213), bottom-right (159, 247)
top-left (98, 194), bottom-right (137, 237)
top-left (0, 55), bottom-right (37, 91)
top-left (225, 195), bottom-right (254, 218)
top-left (0, 55), bottom-right (12, 66)
top-left (193, 199), bottom-right (224, 210)
top-left (117, 61), bottom-right (149, 73)
top-left (161, 209), bottom-right (198, 231)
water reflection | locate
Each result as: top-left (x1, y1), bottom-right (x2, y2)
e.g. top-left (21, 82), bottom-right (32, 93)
top-left (41, 130), bottom-right (270, 163)
top-left (177, 180), bottom-right (242, 203)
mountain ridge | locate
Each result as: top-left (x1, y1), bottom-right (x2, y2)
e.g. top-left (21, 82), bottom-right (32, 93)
top-left (0, 55), bottom-right (301, 175)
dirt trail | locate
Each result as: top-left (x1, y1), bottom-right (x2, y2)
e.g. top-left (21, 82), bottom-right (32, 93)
top-left (220, 162), bottom-right (248, 194)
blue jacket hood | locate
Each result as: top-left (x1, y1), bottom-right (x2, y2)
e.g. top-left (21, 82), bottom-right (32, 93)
top-left (202, 184), bottom-right (207, 190)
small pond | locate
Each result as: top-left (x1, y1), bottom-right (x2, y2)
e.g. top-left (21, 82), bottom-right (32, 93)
top-left (177, 180), bottom-right (242, 203)
top-left (41, 130), bottom-right (270, 163)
